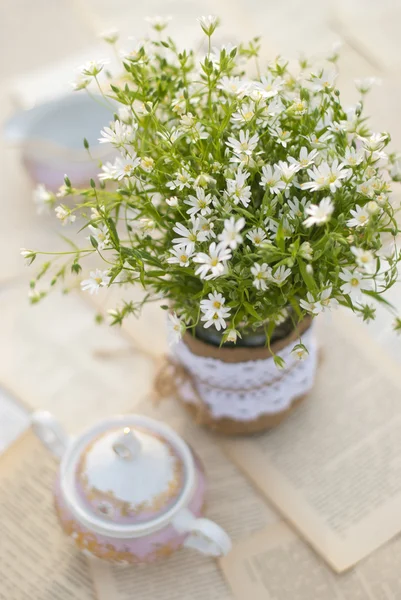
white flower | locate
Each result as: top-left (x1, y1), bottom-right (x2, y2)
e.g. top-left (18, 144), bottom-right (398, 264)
top-left (225, 168), bottom-right (252, 207)
top-left (79, 59), bottom-right (109, 77)
top-left (226, 130), bottom-right (259, 157)
top-left (319, 285), bottom-right (338, 310)
top-left (172, 218), bottom-right (209, 247)
top-left (167, 245), bottom-right (193, 267)
top-left (100, 29), bottom-right (119, 44)
top-left (71, 76), bottom-right (90, 91)
top-left (355, 77), bottom-right (381, 94)
top-left (81, 269), bottom-right (111, 294)
top-left (87, 224), bottom-right (110, 250)
top-left (226, 329), bottom-right (239, 343)
top-left (167, 167), bottom-right (193, 191)
top-left (99, 121), bottom-right (136, 146)
top-left (200, 291), bottom-right (231, 330)
top-left (20, 248), bottom-right (36, 265)
top-left (276, 161), bottom-right (300, 185)
top-left (310, 68), bottom-right (337, 91)
top-left (113, 154), bottom-right (141, 179)
top-left (351, 246), bottom-right (376, 273)
top-left (140, 156), bottom-right (154, 172)
top-left (185, 187), bottom-right (213, 216)
top-left (303, 197), bottom-right (334, 227)
top-left (287, 196), bottom-right (309, 219)
top-left (288, 147), bottom-right (318, 169)
top-left (145, 15), bottom-right (171, 31)
top-left (257, 73), bottom-right (283, 98)
top-left (251, 263), bottom-right (271, 291)
top-left (247, 228), bottom-right (267, 246)
top-left (271, 127), bottom-right (291, 147)
top-left (270, 265), bottom-right (291, 285)
top-left (347, 206), bottom-right (370, 228)
top-left (357, 179), bottom-right (375, 197)
top-left (344, 147), bottom-right (364, 167)
top-left (218, 217), bottom-right (245, 249)
top-left (361, 133), bottom-right (388, 153)
top-left (55, 205), bottom-right (76, 225)
top-left (302, 159), bottom-right (350, 193)
top-left (340, 268), bottom-right (371, 300)
top-left (198, 216), bottom-right (215, 240)
top-left (166, 196), bottom-right (178, 207)
top-left (218, 76), bottom-right (245, 95)
top-left (198, 15), bottom-right (219, 36)
top-left (168, 312), bottom-right (185, 344)
top-left (367, 200), bottom-right (380, 215)
top-left (291, 345), bottom-right (309, 361)
top-left (231, 102), bottom-right (256, 125)
top-left (299, 241), bottom-right (313, 260)
top-left (300, 292), bottom-right (323, 315)
top-left (194, 242), bottom-right (232, 280)
top-left (98, 161), bottom-right (116, 181)
top-left (260, 165), bottom-right (285, 194)
top-left (33, 184), bottom-right (54, 214)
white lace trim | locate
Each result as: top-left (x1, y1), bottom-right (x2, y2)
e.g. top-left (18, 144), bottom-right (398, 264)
top-left (170, 327), bottom-right (317, 422)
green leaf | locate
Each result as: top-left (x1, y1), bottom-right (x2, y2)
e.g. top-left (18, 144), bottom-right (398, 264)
top-left (243, 301), bottom-right (264, 320)
top-left (362, 290), bottom-right (396, 311)
top-left (107, 218), bottom-right (120, 249)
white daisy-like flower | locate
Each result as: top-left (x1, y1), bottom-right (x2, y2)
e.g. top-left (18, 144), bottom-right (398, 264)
top-left (319, 285), bottom-right (338, 310)
top-left (300, 292), bottom-right (323, 315)
top-left (347, 206), bottom-right (370, 228)
top-left (288, 147), bottom-right (318, 169)
top-left (140, 156), bottom-right (154, 172)
top-left (166, 196), bottom-right (178, 207)
top-left (100, 29), bottom-right (119, 44)
top-left (355, 77), bottom-right (381, 94)
top-left (81, 269), bottom-right (111, 294)
top-left (55, 205), bottom-right (76, 225)
top-left (218, 217), bottom-right (245, 249)
top-left (251, 263), bottom-right (271, 291)
top-left (247, 228), bottom-right (267, 247)
top-left (343, 146), bottom-right (364, 167)
top-left (79, 59), bottom-right (109, 78)
top-left (71, 76), bottom-right (91, 91)
top-left (225, 168), bottom-right (252, 207)
top-left (98, 162), bottom-right (116, 181)
top-left (217, 76), bottom-right (245, 95)
top-left (361, 133), bottom-right (388, 153)
top-left (302, 159), bottom-right (350, 193)
top-left (145, 15), bottom-right (171, 31)
top-left (200, 291), bottom-right (230, 325)
top-left (257, 73), bottom-right (283, 98)
top-left (87, 224), bottom-right (111, 250)
top-left (201, 307), bottom-right (230, 331)
top-left (271, 127), bottom-right (291, 147)
top-left (357, 179), bottom-right (375, 197)
top-left (260, 165), bottom-right (285, 194)
top-left (291, 345), bottom-right (309, 361)
top-left (276, 160), bottom-right (300, 184)
top-left (351, 246), bottom-right (376, 273)
top-left (167, 245), bottom-right (193, 267)
top-left (270, 265), bottom-right (291, 285)
top-left (287, 196), bottom-right (309, 219)
top-left (194, 242), bottom-right (232, 280)
top-left (339, 268), bottom-right (371, 300)
top-left (99, 121), bottom-right (136, 146)
top-left (113, 154), bottom-right (141, 179)
top-left (226, 329), bottom-right (239, 343)
top-left (231, 102), bottom-right (256, 125)
top-left (168, 312), bottom-right (185, 344)
top-left (198, 15), bottom-right (219, 36)
top-left (185, 187), bottom-right (213, 216)
top-left (310, 68), bottom-right (337, 92)
top-left (172, 218), bottom-right (208, 247)
top-left (33, 184), bottom-right (54, 214)
top-left (167, 167), bottom-right (194, 191)
top-left (303, 197), bottom-right (334, 227)
top-left (226, 130), bottom-right (259, 157)
top-left (198, 216), bottom-right (216, 240)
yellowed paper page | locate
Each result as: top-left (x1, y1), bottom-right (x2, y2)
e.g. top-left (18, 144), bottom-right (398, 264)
top-left (222, 312), bottom-right (401, 572)
top-left (220, 521), bottom-right (401, 600)
top-left (0, 430), bottom-right (94, 600)
top-left (89, 403), bottom-right (276, 600)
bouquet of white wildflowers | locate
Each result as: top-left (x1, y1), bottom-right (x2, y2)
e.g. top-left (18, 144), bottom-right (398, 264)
top-left (25, 16), bottom-right (401, 354)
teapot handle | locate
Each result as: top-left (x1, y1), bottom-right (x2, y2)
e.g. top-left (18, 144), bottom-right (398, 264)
top-left (172, 509), bottom-right (232, 557)
top-left (31, 411), bottom-right (70, 460)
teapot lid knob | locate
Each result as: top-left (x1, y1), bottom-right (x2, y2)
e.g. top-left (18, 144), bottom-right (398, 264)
top-left (112, 427), bottom-right (141, 460)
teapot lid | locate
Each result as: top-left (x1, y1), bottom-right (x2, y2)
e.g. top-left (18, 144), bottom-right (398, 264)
top-left (60, 416), bottom-right (194, 536)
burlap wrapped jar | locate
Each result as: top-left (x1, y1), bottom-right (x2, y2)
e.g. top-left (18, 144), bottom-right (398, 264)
top-left (156, 318), bottom-right (317, 435)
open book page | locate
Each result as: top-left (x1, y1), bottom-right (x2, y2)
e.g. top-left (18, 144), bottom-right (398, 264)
top-left (90, 399), bottom-right (277, 600)
top-left (220, 521), bottom-right (401, 600)
top-left (221, 311), bottom-right (401, 572)
top-left (0, 430), bottom-right (94, 600)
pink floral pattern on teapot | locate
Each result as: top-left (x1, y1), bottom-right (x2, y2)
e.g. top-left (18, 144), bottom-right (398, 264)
top-left (32, 412), bottom-right (231, 564)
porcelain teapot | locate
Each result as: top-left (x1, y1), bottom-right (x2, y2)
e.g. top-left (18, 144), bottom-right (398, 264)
top-left (31, 411), bottom-right (231, 564)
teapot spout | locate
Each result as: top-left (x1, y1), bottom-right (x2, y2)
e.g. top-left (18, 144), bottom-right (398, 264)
top-left (31, 411), bottom-right (70, 459)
